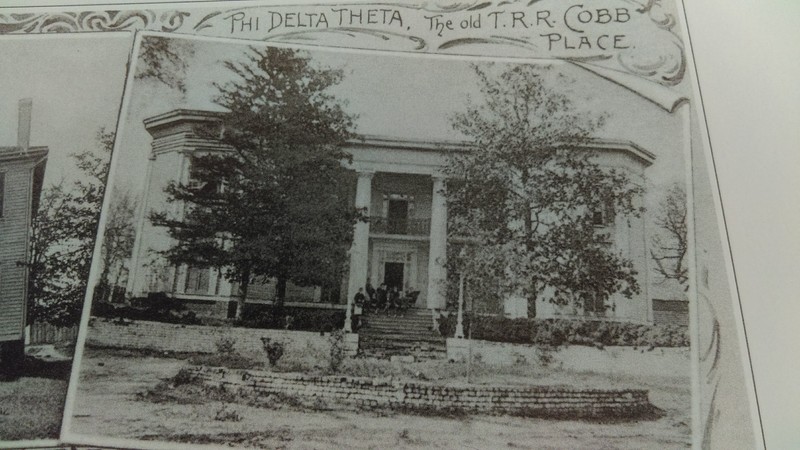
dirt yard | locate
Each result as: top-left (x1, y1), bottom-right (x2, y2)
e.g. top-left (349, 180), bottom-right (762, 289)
top-left (69, 348), bottom-right (691, 449)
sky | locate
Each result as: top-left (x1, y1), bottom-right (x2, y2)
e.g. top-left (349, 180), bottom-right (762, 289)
top-left (0, 33), bottom-right (131, 186)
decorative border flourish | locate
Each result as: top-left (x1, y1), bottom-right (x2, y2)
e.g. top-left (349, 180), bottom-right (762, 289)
top-left (0, 10), bottom-right (189, 33)
top-left (0, 1), bottom-right (686, 86)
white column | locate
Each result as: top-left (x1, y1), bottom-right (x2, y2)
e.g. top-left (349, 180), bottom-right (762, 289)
top-left (426, 176), bottom-right (448, 309)
top-left (345, 171), bottom-right (374, 331)
top-left (455, 271), bottom-right (465, 338)
top-left (126, 153), bottom-right (156, 298)
top-left (174, 264), bottom-right (188, 294)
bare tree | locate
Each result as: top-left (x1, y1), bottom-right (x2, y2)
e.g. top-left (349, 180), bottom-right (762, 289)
top-left (650, 182), bottom-right (688, 289)
top-left (26, 129), bottom-right (112, 326)
top-left (97, 187), bottom-right (137, 303)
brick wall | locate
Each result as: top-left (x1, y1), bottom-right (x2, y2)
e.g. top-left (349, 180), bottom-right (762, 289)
top-left (187, 366), bottom-right (652, 419)
top-left (87, 318), bottom-right (331, 360)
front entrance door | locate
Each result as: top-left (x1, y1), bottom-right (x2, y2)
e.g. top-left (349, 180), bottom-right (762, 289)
top-left (384, 262), bottom-right (404, 291)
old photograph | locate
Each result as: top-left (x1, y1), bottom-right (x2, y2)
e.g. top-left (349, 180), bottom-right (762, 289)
top-left (0, 33), bottom-right (130, 444)
top-left (63, 31), bottom-right (698, 449)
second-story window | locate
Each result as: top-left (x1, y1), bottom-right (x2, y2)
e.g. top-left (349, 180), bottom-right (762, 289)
top-left (187, 157), bottom-right (224, 195)
top-left (387, 198), bottom-right (408, 234)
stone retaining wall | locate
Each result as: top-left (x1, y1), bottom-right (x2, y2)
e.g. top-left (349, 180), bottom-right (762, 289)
top-left (447, 338), bottom-right (690, 379)
top-left (187, 366), bottom-right (653, 419)
top-left (86, 318), bottom-right (337, 360)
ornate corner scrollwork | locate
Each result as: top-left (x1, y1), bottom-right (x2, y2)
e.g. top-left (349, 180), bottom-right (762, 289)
top-left (616, 0), bottom-right (686, 85)
top-left (0, 10), bottom-right (190, 34)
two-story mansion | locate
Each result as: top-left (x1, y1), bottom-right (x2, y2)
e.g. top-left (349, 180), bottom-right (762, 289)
top-left (125, 107), bottom-right (655, 323)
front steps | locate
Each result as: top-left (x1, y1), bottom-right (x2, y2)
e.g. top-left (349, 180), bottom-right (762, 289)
top-left (358, 308), bottom-right (446, 360)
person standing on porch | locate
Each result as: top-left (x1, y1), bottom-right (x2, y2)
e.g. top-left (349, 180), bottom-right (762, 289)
top-left (353, 288), bottom-right (366, 316)
top-left (366, 281), bottom-right (376, 309)
top-left (388, 287), bottom-right (400, 314)
top-left (376, 283), bottom-right (388, 313)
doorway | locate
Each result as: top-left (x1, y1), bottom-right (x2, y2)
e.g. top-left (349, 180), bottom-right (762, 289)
top-left (384, 262), bottom-right (404, 291)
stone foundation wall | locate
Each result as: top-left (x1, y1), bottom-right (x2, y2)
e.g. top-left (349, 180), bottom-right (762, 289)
top-left (187, 366), bottom-right (652, 419)
top-left (447, 338), bottom-right (690, 379)
top-left (86, 318), bottom-right (338, 360)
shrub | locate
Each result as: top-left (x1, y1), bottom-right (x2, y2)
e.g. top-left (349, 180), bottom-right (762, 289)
top-left (215, 337), bottom-right (237, 354)
top-left (94, 292), bottom-right (202, 325)
top-left (436, 313), bottom-right (689, 348)
top-left (261, 337), bottom-right (285, 366)
top-left (191, 336), bottom-right (260, 369)
top-left (535, 345), bottom-right (557, 367)
top-left (328, 329), bottom-right (346, 373)
top-left (214, 404), bottom-right (242, 422)
top-left (135, 292), bottom-right (178, 309)
top-left (172, 367), bottom-right (199, 386)
top-left (237, 306), bottom-right (346, 332)
top-left (91, 300), bottom-right (119, 318)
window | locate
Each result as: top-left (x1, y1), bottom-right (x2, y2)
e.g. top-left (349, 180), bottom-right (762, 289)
top-left (591, 209), bottom-right (605, 226)
top-left (0, 172), bottom-right (4, 217)
top-left (185, 266), bottom-right (210, 295)
top-left (387, 199), bottom-right (408, 234)
top-left (187, 157), bottom-right (224, 194)
top-left (591, 202), bottom-right (615, 227)
top-left (584, 294), bottom-right (606, 316)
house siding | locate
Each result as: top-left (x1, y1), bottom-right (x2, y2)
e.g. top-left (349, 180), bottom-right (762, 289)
top-left (0, 164), bottom-right (33, 342)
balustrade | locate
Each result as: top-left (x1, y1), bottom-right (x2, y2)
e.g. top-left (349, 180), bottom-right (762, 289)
top-left (369, 216), bottom-right (431, 236)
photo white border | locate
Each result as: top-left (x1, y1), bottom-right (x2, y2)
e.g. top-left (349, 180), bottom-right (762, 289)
top-left (63, 27), bottom-right (699, 449)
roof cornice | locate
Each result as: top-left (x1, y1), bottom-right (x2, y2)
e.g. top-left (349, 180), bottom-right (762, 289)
top-left (143, 109), bottom-right (655, 166)
top-left (143, 109), bottom-right (225, 134)
top-left (0, 146), bottom-right (49, 164)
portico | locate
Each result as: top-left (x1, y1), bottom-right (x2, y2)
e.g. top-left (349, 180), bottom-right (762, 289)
top-left (344, 136), bottom-right (461, 322)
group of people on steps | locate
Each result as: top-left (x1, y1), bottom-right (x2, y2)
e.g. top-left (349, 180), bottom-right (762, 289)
top-left (353, 281), bottom-right (420, 314)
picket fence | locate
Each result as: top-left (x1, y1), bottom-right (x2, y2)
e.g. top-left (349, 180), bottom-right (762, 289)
top-left (26, 322), bottom-right (79, 345)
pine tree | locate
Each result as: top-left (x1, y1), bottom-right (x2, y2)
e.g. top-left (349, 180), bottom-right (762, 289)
top-left (151, 46), bottom-right (362, 320)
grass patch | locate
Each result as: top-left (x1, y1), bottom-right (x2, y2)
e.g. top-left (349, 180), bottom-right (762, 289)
top-left (0, 377), bottom-right (66, 440)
